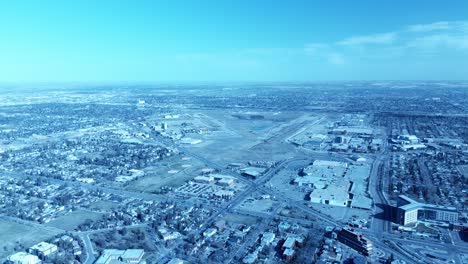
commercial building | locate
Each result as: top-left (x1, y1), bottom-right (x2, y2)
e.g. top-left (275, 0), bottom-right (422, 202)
top-left (298, 162), bottom-right (371, 208)
top-left (240, 167), bottom-right (266, 179)
top-left (337, 228), bottom-right (373, 256)
top-left (28, 242), bottom-right (57, 258)
top-left (6, 252), bottom-right (41, 264)
top-left (242, 253), bottom-right (257, 264)
top-left (120, 249), bottom-right (145, 263)
top-left (400, 143), bottom-right (427, 151)
top-left (397, 134), bottom-right (419, 144)
top-left (167, 258), bottom-right (189, 264)
top-left (331, 127), bottom-right (374, 136)
top-left (309, 183), bottom-right (351, 207)
top-left (213, 190), bottom-right (234, 199)
top-left (260, 232), bottom-right (275, 245)
top-left (216, 177), bottom-right (235, 186)
top-left (180, 137), bottom-right (202, 145)
top-left (95, 249), bottom-right (125, 264)
top-left (312, 160), bottom-right (348, 168)
top-left (203, 228), bottom-right (217, 237)
top-left (396, 195), bottom-right (459, 225)
top-left (95, 249), bottom-right (145, 264)
top-left (281, 235), bottom-right (303, 262)
top-left (350, 195), bottom-right (373, 210)
top-left (283, 248), bottom-right (295, 261)
top-left (192, 175), bottom-right (215, 184)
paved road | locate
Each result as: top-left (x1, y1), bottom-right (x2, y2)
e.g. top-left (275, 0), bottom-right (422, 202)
top-left (369, 155), bottom-right (389, 238)
top-left (78, 233), bottom-right (96, 264)
top-left (3, 122), bottom-right (456, 264)
top-left (152, 129), bottom-right (424, 263)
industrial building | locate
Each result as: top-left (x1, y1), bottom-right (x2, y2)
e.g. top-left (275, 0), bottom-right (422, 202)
top-left (396, 195), bottom-right (459, 225)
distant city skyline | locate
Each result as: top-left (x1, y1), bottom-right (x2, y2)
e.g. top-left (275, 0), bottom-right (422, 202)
top-left (1, 0), bottom-right (468, 82)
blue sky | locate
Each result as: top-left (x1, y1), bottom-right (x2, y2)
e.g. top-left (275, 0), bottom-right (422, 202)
top-left (1, 0), bottom-right (467, 82)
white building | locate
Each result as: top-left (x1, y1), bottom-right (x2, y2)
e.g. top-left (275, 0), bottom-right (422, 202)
top-left (6, 252), bottom-right (41, 264)
top-left (203, 228), bottom-right (217, 237)
top-left (180, 137), bottom-right (202, 145)
top-left (28, 242), bottom-right (57, 258)
top-left (309, 182), bottom-right (351, 207)
top-left (95, 249), bottom-right (145, 264)
top-left (261, 232), bottom-right (276, 245)
top-left (214, 190), bottom-right (234, 199)
top-left (120, 249), bottom-right (144, 263)
top-left (312, 160), bottom-right (348, 168)
top-left (398, 134), bottom-right (419, 144)
top-left (193, 175), bottom-right (215, 184)
top-left (396, 195), bottom-right (459, 225)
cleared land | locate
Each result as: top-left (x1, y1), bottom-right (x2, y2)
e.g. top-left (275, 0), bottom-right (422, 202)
top-left (222, 213), bottom-right (260, 225)
top-left (46, 209), bottom-right (104, 231)
top-left (0, 219), bottom-right (60, 260)
top-left (127, 156), bottom-right (206, 192)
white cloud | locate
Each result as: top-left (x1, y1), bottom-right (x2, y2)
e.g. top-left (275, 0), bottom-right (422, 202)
top-left (304, 43), bottom-right (329, 55)
top-left (322, 20), bottom-right (468, 59)
top-left (304, 44), bottom-right (345, 65)
top-left (407, 34), bottom-right (468, 51)
top-left (403, 21), bottom-right (468, 52)
top-left (407, 21), bottom-right (452, 32)
top-left (328, 53), bottom-right (345, 65)
top-left (337, 32), bottom-right (397, 45)
top-left (176, 20), bottom-right (468, 75)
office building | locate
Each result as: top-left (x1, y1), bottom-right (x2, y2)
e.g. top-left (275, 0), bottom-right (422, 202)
top-left (396, 195), bottom-right (458, 225)
top-left (337, 228), bottom-right (373, 256)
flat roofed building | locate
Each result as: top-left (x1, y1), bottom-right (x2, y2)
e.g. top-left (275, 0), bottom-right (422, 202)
top-left (351, 195), bottom-right (372, 210)
top-left (216, 177), bottom-right (235, 186)
top-left (242, 253), bottom-right (257, 264)
top-left (240, 167), bottom-right (266, 178)
top-left (6, 252), bottom-right (41, 264)
top-left (95, 249), bottom-right (126, 264)
top-left (332, 127), bottom-right (374, 136)
top-left (312, 160), bottom-right (348, 168)
top-left (283, 248), bottom-right (295, 261)
top-left (261, 232), bottom-right (276, 245)
top-left (293, 175), bottom-right (326, 188)
top-left (398, 134), bottom-right (419, 143)
top-left (214, 190), bottom-right (235, 199)
top-left (120, 249), bottom-right (144, 263)
top-left (396, 195), bottom-right (459, 225)
top-left (337, 228), bottom-right (373, 256)
top-left (282, 237), bottom-right (297, 249)
top-left (28, 242), bottom-right (57, 258)
top-left (167, 258), bottom-right (188, 264)
top-left (303, 163), bottom-right (347, 179)
top-left (203, 228), bottom-right (217, 237)
top-left (192, 175), bottom-right (215, 184)
top-left (400, 143), bottom-right (426, 151)
top-left (95, 249), bottom-right (145, 264)
top-left (309, 181), bottom-right (351, 207)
